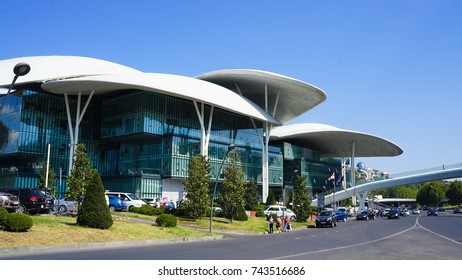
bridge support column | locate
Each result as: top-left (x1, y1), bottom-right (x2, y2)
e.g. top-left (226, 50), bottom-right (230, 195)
top-left (357, 190), bottom-right (369, 211)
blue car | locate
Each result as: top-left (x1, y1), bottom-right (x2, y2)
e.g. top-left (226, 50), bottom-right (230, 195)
top-left (336, 210), bottom-right (348, 221)
top-left (108, 195), bottom-right (127, 212)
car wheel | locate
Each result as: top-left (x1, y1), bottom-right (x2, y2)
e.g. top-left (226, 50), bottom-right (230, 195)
top-left (109, 205), bottom-right (116, 212)
top-left (59, 205), bottom-right (67, 213)
top-left (16, 204), bottom-right (26, 213)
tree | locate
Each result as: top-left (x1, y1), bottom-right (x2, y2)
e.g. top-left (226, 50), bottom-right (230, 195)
top-left (446, 180), bottom-right (462, 206)
top-left (243, 180), bottom-right (259, 210)
top-left (416, 182), bottom-right (445, 207)
top-left (66, 143), bottom-right (93, 210)
top-left (292, 175), bottom-right (311, 222)
top-left (219, 152), bottom-right (245, 223)
top-left (77, 169), bottom-right (113, 229)
top-left (265, 189), bottom-right (277, 206)
top-left (182, 155), bottom-right (211, 221)
top-left (37, 161), bottom-right (57, 195)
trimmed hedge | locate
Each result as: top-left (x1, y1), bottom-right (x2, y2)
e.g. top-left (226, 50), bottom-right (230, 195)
top-left (155, 214), bottom-right (177, 227)
top-left (139, 204), bottom-right (154, 215)
top-left (0, 207), bottom-right (8, 227)
top-left (3, 212), bottom-right (33, 232)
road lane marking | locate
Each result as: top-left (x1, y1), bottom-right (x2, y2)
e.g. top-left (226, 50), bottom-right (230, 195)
top-left (416, 216), bottom-right (462, 246)
top-left (268, 220), bottom-right (417, 260)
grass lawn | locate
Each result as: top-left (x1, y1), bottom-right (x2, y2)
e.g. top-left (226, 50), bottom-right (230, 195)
top-left (0, 213), bottom-right (315, 249)
top-left (116, 211), bottom-right (315, 233)
top-left (0, 215), bottom-right (213, 249)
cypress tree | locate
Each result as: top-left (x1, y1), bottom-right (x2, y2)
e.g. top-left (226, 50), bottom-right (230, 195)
top-left (77, 170), bottom-right (113, 229)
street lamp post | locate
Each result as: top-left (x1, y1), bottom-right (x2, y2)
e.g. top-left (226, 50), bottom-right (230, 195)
top-left (282, 169), bottom-right (298, 225)
top-left (0, 62), bottom-right (31, 113)
top-left (209, 144), bottom-right (236, 232)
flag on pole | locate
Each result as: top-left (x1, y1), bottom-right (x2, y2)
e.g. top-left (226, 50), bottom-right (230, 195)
top-left (327, 172), bottom-right (335, 180)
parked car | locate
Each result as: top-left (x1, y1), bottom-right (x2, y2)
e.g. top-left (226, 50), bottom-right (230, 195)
top-left (411, 208), bottom-right (421, 214)
top-left (427, 208), bottom-right (438, 216)
top-left (335, 209), bottom-right (348, 221)
top-left (356, 210), bottom-right (376, 220)
top-left (104, 192), bottom-right (146, 211)
top-left (108, 195), bottom-right (127, 212)
top-left (55, 198), bottom-right (78, 215)
top-left (453, 207), bottom-right (462, 214)
top-left (141, 197), bottom-right (159, 207)
top-left (263, 205), bottom-right (297, 220)
top-left (0, 192), bottom-right (20, 212)
top-left (387, 209), bottom-right (400, 219)
top-left (0, 188), bottom-right (47, 214)
top-left (42, 191), bottom-right (57, 214)
top-left (315, 210), bottom-right (338, 228)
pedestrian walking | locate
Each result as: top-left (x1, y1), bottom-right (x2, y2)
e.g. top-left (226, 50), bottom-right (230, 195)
top-left (276, 216), bottom-right (282, 233)
top-left (268, 216), bottom-right (274, 234)
top-left (284, 216), bottom-right (291, 232)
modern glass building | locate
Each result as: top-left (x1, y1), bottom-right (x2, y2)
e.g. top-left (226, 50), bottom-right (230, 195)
top-left (0, 56), bottom-right (402, 204)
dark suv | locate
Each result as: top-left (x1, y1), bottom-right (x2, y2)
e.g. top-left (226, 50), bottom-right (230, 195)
top-left (0, 188), bottom-right (47, 214)
top-left (315, 210), bottom-right (338, 228)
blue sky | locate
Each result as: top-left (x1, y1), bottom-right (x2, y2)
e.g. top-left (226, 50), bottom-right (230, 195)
top-left (2, 0), bottom-right (461, 175)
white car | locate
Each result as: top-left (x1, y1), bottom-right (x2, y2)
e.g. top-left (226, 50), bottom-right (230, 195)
top-left (412, 208), bottom-right (421, 214)
top-left (105, 192), bottom-right (146, 211)
top-left (263, 205), bottom-right (296, 220)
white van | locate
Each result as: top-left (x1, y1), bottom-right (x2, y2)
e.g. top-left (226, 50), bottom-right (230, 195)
top-left (105, 192), bottom-right (146, 211)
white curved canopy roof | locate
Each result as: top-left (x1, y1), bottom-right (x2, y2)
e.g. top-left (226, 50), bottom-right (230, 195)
top-left (197, 69), bottom-right (327, 124)
top-left (0, 56), bottom-right (140, 88)
top-left (41, 73), bottom-right (281, 125)
top-left (271, 123), bottom-right (403, 157)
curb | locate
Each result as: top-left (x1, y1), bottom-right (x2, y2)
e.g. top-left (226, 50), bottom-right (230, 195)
top-left (0, 235), bottom-right (225, 256)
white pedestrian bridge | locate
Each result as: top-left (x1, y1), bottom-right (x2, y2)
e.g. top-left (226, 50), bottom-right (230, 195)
top-left (311, 163), bottom-right (462, 210)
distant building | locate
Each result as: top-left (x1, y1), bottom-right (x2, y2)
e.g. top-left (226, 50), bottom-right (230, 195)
top-left (0, 56), bottom-right (402, 202)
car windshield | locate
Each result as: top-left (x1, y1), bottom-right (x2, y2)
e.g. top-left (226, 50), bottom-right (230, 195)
top-left (127, 193), bottom-right (140, 200)
top-left (360, 211), bottom-right (369, 215)
top-left (319, 211), bottom-right (331, 217)
top-left (31, 190), bottom-right (44, 197)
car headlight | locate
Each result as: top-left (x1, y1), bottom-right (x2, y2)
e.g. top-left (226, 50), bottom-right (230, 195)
top-left (327, 218), bottom-right (332, 222)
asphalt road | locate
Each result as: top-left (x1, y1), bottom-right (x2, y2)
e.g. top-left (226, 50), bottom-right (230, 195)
top-left (1, 211), bottom-right (461, 260)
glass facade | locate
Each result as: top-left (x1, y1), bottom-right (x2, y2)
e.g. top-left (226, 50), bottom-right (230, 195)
top-left (0, 89), bottom-right (338, 201)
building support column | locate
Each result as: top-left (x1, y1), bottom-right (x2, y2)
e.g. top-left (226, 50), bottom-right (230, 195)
top-left (357, 190), bottom-right (368, 211)
top-left (193, 101), bottom-right (214, 157)
top-left (64, 90), bottom-right (94, 175)
top-left (351, 141), bottom-right (357, 206)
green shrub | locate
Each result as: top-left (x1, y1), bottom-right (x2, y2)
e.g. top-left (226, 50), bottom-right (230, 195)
top-left (255, 209), bottom-right (266, 218)
top-left (0, 207), bottom-right (9, 227)
top-left (234, 209), bottom-right (249, 221)
top-left (4, 212), bottom-right (33, 232)
top-left (155, 213), bottom-right (177, 227)
top-left (140, 204), bottom-right (154, 216)
top-left (130, 206), bottom-right (141, 213)
top-left (152, 207), bottom-right (165, 216)
top-left (77, 170), bottom-right (113, 229)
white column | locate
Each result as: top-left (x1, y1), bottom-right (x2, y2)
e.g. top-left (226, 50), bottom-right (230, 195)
top-left (64, 91), bottom-right (95, 175)
top-left (193, 101), bottom-right (214, 157)
top-left (351, 141), bottom-right (357, 206)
